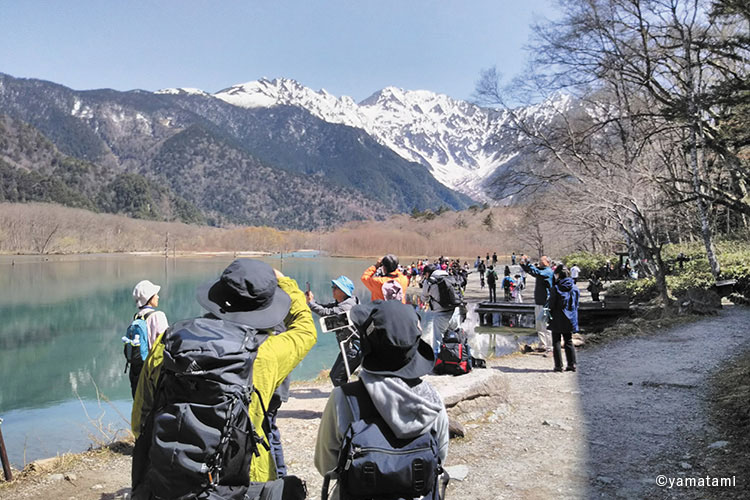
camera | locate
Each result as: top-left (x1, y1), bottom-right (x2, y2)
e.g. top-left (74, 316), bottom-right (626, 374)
top-left (319, 311), bottom-right (352, 333)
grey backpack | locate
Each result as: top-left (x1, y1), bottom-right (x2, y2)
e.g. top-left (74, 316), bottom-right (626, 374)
top-left (322, 380), bottom-right (448, 500)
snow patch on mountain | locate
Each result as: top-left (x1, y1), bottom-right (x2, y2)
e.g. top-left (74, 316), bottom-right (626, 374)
top-left (211, 78), bottom-right (514, 200)
top-left (209, 78), bottom-right (572, 202)
top-left (156, 87), bottom-right (211, 97)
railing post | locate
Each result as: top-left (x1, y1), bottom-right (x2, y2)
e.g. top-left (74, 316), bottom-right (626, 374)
top-left (0, 418), bottom-right (13, 481)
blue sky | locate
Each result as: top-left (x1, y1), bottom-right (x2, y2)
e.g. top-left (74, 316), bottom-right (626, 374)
top-left (0, 1), bottom-right (556, 103)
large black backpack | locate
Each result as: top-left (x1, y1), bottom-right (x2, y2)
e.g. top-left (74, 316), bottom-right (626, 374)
top-left (132, 317), bottom-right (303, 500)
top-left (322, 380), bottom-right (448, 500)
top-left (434, 329), bottom-right (472, 376)
top-left (432, 274), bottom-right (465, 309)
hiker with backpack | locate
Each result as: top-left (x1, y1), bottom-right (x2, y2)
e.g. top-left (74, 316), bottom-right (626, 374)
top-left (549, 264), bottom-right (579, 372)
top-left (486, 265), bottom-right (498, 302)
top-left (131, 259), bottom-right (317, 497)
top-left (306, 275), bottom-right (362, 387)
top-left (501, 267), bottom-right (514, 302)
top-left (361, 254), bottom-right (409, 303)
top-left (124, 280), bottom-right (169, 398)
top-left (315, 300), bottom-right (450, 500)
top-left (421, 264), bottom-right (464, 358)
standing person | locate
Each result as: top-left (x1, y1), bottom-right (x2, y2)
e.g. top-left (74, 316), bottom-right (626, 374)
top-left (486, 252), bottom-right (491, 267)
top-left (127, 280), bottom-right (169, 398)
top-left (587, 272), bottom-right (604, 302)
top-left (315, 301), bottom-right (449, 500)
top-left (604, 260), bottom-right (612, 283)
top-left (131, 259), bottom-right (317, 484)
top-left (306, 276), bottom-right (361, 387)
top-left (492, 252), bottom-right (498, 266)
top-left (502, 267), bottom-right (514, 302)
top-left (361, 254), bottom-right (409, 303)
top-left (511, 252), bottom-right (517, 266)
top-left (520, 255), bottom-right (555, 351)
top-left (486, 265), bottom-right (498, 302)
top-left (570, 264), bottom-right (581, 284)
top-left (421, 264), bottom-right (462, 357)
top-left (549, 264), bottom-right (579, 372)
top-left (474, 256), bottom-right (481, 268)
top-left (477, 259), bottom-right (486, 289)
top-left (513, 274), bottom-right (524, 303)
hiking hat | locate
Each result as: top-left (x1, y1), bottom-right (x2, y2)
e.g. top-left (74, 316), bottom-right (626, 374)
top-left (196, 259), bottom-right (291, 329)
top-left (133, 280), bottom-right (161, 308)
top-left (331, 275), bottom-right (355, 297)
top-left (351, 300), bottom-right (435, 379)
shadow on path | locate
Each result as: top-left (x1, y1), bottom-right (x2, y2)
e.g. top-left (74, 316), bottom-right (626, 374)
top-left (277, 409), bottom-right (322, 420)
top-left (289, 388), bottom-right (330, 400)
top-left (493, 365), bottom-right (552, 374)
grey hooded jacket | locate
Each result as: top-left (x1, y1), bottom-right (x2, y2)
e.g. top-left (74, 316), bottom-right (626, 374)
top-left (314, 370), bottom-right (450, 500)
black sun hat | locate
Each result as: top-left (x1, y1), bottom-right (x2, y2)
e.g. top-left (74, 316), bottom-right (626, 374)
top-left (196, 259), bottom-right (291, 329)
top-left (351, 300), bottom-right (435, 379)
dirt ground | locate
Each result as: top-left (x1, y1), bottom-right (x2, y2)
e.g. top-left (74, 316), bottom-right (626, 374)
top-left (1, 274), bottom-right (748, 499)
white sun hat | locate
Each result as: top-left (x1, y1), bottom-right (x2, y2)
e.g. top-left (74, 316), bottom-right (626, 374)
top-left (133, 280), bottom-right (161, 307)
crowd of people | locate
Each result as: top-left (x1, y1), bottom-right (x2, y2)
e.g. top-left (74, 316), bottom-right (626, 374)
top-left (123, 251), bottom-right (581, 499)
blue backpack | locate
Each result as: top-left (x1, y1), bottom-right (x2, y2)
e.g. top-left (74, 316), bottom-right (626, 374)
top-left (122, 309), bottom-right (156, 369)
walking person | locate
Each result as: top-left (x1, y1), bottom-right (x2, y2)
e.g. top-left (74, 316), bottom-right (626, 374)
top-left (549, 264), bottom-right (579, 372)
top-left (306, 275), bottom-right (361, 386)
top-left (570, 264), bottom-right (581, 284)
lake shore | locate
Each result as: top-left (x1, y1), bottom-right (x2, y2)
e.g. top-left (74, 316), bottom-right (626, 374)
top-left (3, 261), bottom-right (747, 499)
top-left (3, 304), bottom-right (748, 499)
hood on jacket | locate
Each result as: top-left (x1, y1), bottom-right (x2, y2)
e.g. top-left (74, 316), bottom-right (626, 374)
top-left (359, 370), bottom-right (443, 440)
top-left (555, 277), bottom-right (575, 292)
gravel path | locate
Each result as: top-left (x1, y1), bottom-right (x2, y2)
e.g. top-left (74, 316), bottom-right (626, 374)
top-left (2, 298), bottom-right (747, 499)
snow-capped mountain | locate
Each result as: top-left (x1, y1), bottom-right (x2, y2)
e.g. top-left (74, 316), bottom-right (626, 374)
top-left (204, 78), bottom-right (513, 201)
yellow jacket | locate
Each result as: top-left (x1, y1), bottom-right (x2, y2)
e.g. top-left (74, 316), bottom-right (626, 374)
top-left (131, 276), bottom-right (317, 482)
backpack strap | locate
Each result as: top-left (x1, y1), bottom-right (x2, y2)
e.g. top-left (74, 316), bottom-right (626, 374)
top-left (134, 308), bottom-right (158, 321)
top-left (339, 379), bottom-right (375, 422)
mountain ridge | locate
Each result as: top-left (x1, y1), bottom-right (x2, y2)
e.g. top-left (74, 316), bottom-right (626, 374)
top-left (0, 72), bottom-right (473, 229)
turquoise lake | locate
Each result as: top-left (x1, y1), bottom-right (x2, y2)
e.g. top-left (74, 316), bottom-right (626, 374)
top-left (0, 253), bottom-right (374, 467)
